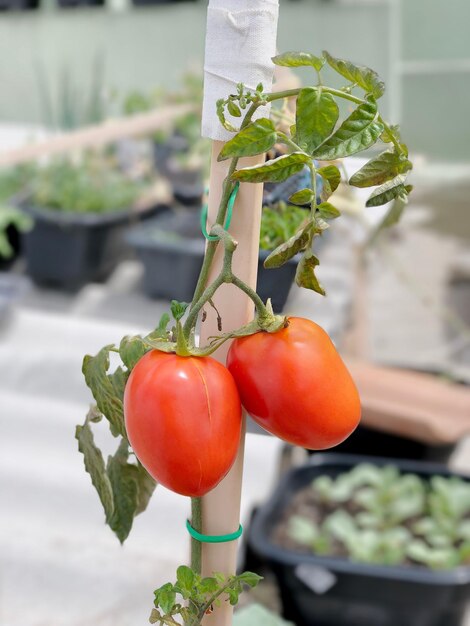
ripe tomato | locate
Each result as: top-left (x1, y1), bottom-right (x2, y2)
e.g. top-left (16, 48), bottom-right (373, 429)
top-left (227, 317), bottom-right (360, 449)
top-left (124, 351), bottom-right (242, 497)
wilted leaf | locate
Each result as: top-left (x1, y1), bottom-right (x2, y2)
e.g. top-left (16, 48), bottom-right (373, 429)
top-left (323, 50), bottom-right (385, 98)
top-left (313, 100), bottom-right (383, 160)
top-left (119, 335), bottom-right (148, 370)
top-left (82, 345), bottom-right (125, 437)
top-left (76, 419), bottom-right (114, 519)
top-left (232, 152), bottom-right (311, 184)
top-left (318, 201), bottom-right (340, 220)
top-left (349, 150), bottom-right (412, 188)
top-left (318, 165), bottom-right (341, 201)
top-left (272, 51), bottom-right (324, 72)
top-left (296, 88), bottom-right (339, 154)
top-left (366, 175), bottom-right (412, 207)
top-left (264, 220), bottom-right (314, 269)
top-left (218, 119), bottom-right (277, 161)
top-left (295, 250), bottom-right (325, 295)
top-left (106, 440), bottom-right (140, 544)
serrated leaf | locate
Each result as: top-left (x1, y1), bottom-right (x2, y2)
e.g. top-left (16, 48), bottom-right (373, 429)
top-left (106, 440), bottom-right (141, 544)
top-left (232, 152), bottom-right (311, 184)
top-left (323, 50), bottom-right (385, 98)
top-left (366, 175), bottom-right (411, 207)
top-left (313, 100), bottom-right (383, 160)
top-left (155, 583), bottom-right (177, 614)
top-left (350, 150), bottom-right (412, 188)
top-left (218, 119), bottom-right (277, 161)
top-left (289, 188), bottom-right (313, 205)
top-left (264, 220), bottom-right (314, 269)
top-left (176, 566), bottom-right (195, 594)
top-left (75, 420), bottom-right (114, 519)
top-left (295, 250), bottom-right (325, 295)
top-left (296, 88), bottom-right (339, 154)
top-left (82, 345), bottom-right (125, 438)
top-left (272, 51), bottom-right (325, 72)
top-left (318, 202), bottom-right (340, 219)
top-left (318, 165), bottom-right (341, 201)
top-left (217, 99), bottom-right (237, 133)
top-left (119, 335), bottom-right (148, 370)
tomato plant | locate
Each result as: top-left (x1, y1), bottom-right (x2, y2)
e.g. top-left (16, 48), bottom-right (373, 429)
top-left (124, 350), bottom-right (242, 497)
top-left (76, 50), bottom-right (413, 624)
top-left (227, 317), bottom-right (360, 449)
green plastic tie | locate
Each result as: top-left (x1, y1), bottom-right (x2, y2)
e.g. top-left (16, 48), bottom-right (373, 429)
top-left (186, 519), bottom-right (243, 543)
top-left (200, 182), bottom-right (240, 241)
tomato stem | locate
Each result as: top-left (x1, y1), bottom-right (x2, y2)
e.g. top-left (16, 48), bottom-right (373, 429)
top-left (190, 497), bottom-right (202, 575)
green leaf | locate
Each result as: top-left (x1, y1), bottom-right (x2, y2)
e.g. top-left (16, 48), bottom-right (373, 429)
top-left (171, 300), bottom-right (189, 321)
top-left (146, 313), bottom-right (171, 343)
top-left (82, 345), bottom-right (125, 438)
top-left (155, 583), bottom-right (177, 614)
top-left (349, 150), bottom-right (412, 188)
top-left (119, 335), bottom-right (148, 370)
top-left (313, 100), bottom-right (383, 160)
top-left (272, 51), bottom-right (325, 72)
top-left (75, 417), bottom-right (114, 520)
top-left (264, 219), bottom-right (314, 269)
top-left (218, 119), bottom-right (277, 161)
top-left (217, 99), bottom-right (237, 133)
top-left (227, 100), bottom-right (242, 118)
top-left (236, 572), bottom-right (263, 588)
top-left (365, 175), bottom-right (411, 207)
top-left (296, 88), bottom-right (339, 154)
top-left (288, 188), bottom-right (313, 206)
top-left (323, 50), bottom-right (385, 99)
top-left (176, 566), bottom-right (195, 594)
top-left (232, 152), bottom-right (311, 184)
top-left (318, 202), bottom-right (340, 220)
top-left (381, 124), bottom-right (401, 144)
top-left (295, 250), bottom-right (325, 295)
top-left (318, 165), bottom-right (341, 201)
top-left (199, 577), bottom-right (219, 593)
top-left (106, 440), bottom-right (140, 543)
top-left (110, 366), bottom-right (127, 400)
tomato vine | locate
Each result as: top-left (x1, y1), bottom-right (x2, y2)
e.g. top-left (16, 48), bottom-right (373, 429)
top-left (76, 50), bottom-right (413, 623)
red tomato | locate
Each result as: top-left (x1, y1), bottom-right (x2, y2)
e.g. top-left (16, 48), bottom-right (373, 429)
top-left (124, 351), bottom-right (242, 497)
top-left (227, 317), bottom-right (360, 449)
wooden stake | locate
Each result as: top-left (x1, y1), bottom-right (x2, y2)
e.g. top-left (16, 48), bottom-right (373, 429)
top-left (199, 142), bottom-right (265, 625)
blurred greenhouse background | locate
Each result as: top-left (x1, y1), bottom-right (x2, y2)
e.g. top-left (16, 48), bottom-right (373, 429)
top-left (1, 1), bottom-right (470, 625)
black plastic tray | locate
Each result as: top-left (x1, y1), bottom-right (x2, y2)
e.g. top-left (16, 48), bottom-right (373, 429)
top-left (248, 454), bottom-right (470, 626)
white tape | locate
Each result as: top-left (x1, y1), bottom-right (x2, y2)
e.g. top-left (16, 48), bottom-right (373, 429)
top-left (202, 0), bottom-right (279, 141)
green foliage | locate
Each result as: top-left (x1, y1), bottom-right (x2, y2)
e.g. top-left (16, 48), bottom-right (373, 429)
top-left (217, 118), bottom-right (277, 161)
top-left (232, 153), bottom-right (311, 184)
top-left (349, 150), bottom-right (412, 188)
top-left (78, 336), bottom-right (158, 543)
top-left (272, 51), bottom-right (325, 72)
top-left (263, 218), bottom-right (314, 269)
top-left (285, 464), bottom-right (470, 570)
top-left (365, 175), bottom-right (413, 208)
top-left (295, 88), bottom-right (339, 154)
top-left (323, 50), bottom-right (385, 99)
top-left (295, 250), bottom-right (325, 295)
top-left (30, 155), bottom-right (146, 214)
top-left (149, 566), bottom-right (262, 626)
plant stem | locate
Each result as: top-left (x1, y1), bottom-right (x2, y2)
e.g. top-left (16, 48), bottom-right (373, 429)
top-left (190, 497), bottom-right (202, 576)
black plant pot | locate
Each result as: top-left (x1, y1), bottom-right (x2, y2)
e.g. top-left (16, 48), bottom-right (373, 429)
top-left (57, 0), bottom-right (103, 7)
top-left (21, 203), bottom-right (162, 290)
top-left (0, 224), bottom-right (22, 270)
top-left (126, 211), bottom-right (297, 311)
top-left (248, 454), bottom-right (470, 626)
top-left (0, 0), bottom-right (38, 9)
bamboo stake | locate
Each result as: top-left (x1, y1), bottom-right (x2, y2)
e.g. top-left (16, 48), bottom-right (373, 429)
top-left (0, 104), bottom-right (193, 167)
top-left (199, 142), bottom-right (265, 625)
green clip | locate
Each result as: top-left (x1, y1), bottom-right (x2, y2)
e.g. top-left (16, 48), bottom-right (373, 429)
top-left (186, 519), bottom-right (243, 544)
top-left (200, 182), bottom-right (240, 241)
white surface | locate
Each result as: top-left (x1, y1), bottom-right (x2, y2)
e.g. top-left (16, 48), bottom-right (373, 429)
top-left (202, 0), bottom-right (279, 141)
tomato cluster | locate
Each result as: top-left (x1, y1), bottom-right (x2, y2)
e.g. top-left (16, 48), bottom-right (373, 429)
top-left (124, 317), bottom-right (360, 497)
